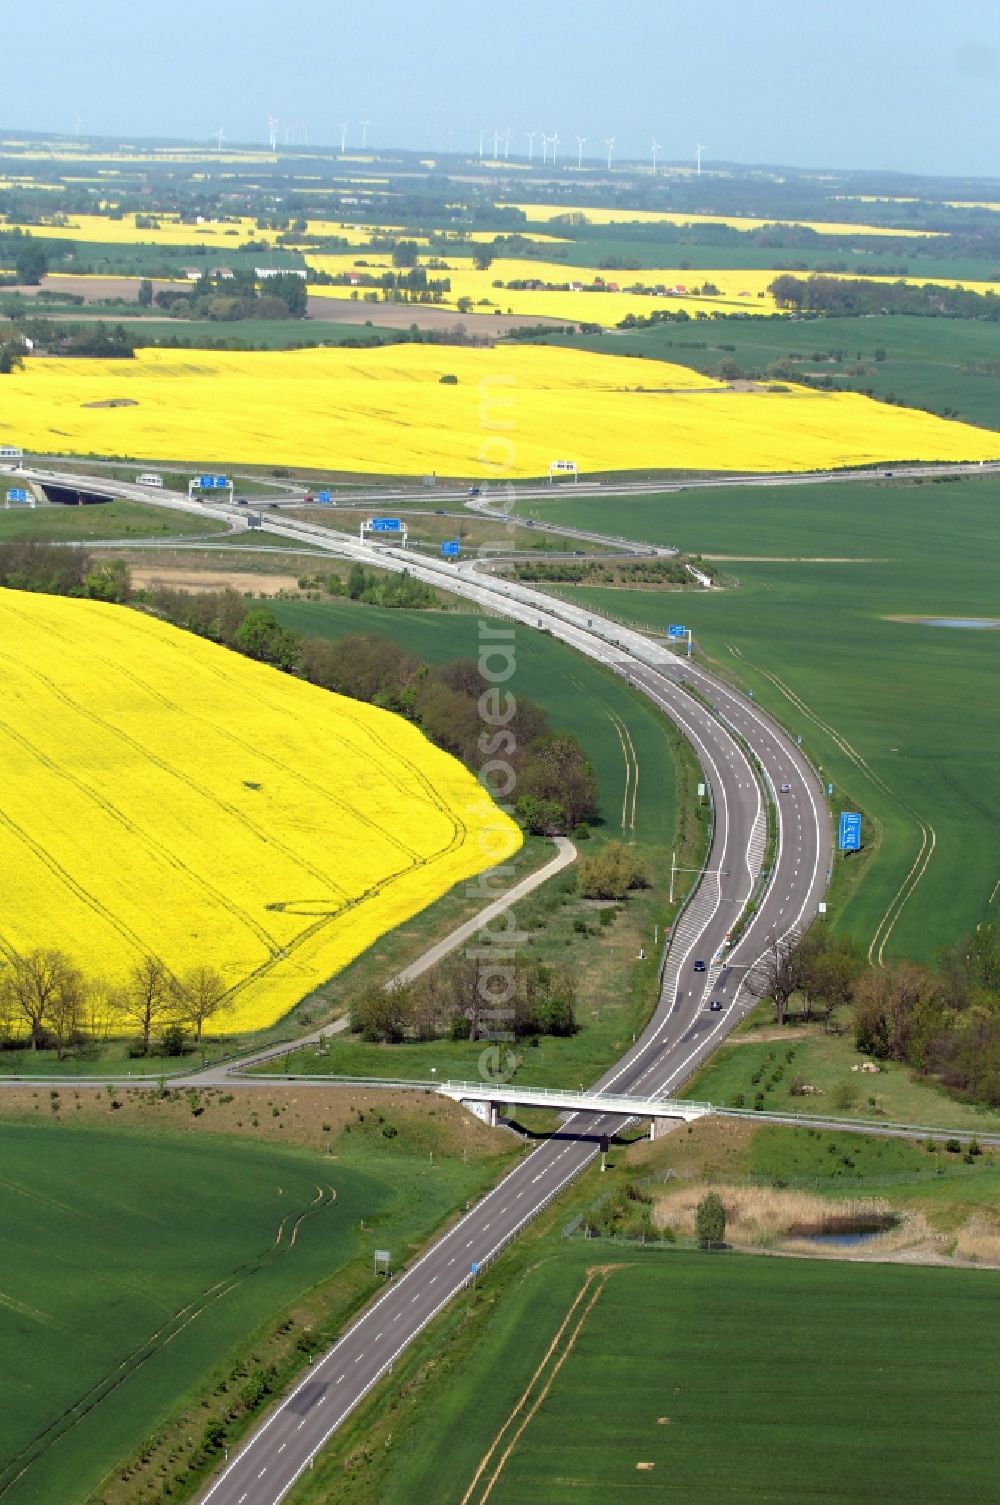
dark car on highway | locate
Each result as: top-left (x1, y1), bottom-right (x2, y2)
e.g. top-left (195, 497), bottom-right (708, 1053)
top-left (693, 959), bottom-right (706, 972)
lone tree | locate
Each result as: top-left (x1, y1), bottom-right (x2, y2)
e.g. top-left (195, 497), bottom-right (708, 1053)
top-left (113, 954), bottom-right (176, 1054)
top-left (749, 931), bottom-right (805, 1026)
top-left (172, 965), bottom-right (231, 1042)
top-left (695, 1191), bottom-right (727, 1249)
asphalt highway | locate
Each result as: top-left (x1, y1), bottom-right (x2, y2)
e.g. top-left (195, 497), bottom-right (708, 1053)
top-left (193, 513), bottom-right (829, 1504)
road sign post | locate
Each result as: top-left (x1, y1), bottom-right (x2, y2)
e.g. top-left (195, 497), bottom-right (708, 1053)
top-left (441, 538), bottom-right (461, 558)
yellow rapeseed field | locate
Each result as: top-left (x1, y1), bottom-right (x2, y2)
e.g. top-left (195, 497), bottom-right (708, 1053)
top-left (1, 343), bottom-right (996, 477)
top-left (307, 251), bottom-right (997, 325)
top-left (498, 202), bottom-right (940, 238)
top-left (0, 590), bottom-right (521, 1034)
top-left (8, 213), bottom-right (269, 249)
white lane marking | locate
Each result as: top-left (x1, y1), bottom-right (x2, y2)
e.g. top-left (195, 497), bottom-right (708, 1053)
top-left (278, 1443), bottom-right (286, 1454)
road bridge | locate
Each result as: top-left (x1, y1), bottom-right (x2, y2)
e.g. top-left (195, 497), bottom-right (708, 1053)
top-left (436, 1078), bottom-right (713, 1126)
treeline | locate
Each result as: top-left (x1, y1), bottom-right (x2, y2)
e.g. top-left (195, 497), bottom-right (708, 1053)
top-left (344, 562), bottom-right (438, 607)
top-left (510, 557), bottom-right (700, 587)
top-left (151, 267), bottom-right (307, 321)
top-left (755, 920), bottom-right (1000, 1107)
top-left (0, 947), bottom-right (231, 1057)
top-left (15, 318), bottom-right (135, 358)
top-left (350, 955), bottom-right (578, 1044)
top-left (854, 924), bottom-right (1000, 1104)
top-left (769, 273), bottom-right (1000, 320)
top-left (0, 540), bottom-right (130, 599)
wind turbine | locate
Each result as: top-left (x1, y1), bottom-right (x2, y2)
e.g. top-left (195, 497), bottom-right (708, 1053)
top-left (503, 127), bottom-right (512, 159)
top-left (651, 138), bottom-right (661, 173)
top-left (492, 126), bottom-right (500, 159)
top-left (526, 130), bottom-right (536, 162)
top-left (695, 142), bottom-right (706, 175)
top-left (213, 126), bottom-right (226, 151)
top-left (339, 121), bottom-right (348, 154)
top-left (604, 135), bottom-right (615, 171)
top-left (575, 135), bottom-right (586, 169)
top-left (478, 128), bottom-right (486, 158)
top-left (551, 132), bottom-right (560, 165)
top-left (267, 115), bottom-right (279, 151)
top-left (360, 119), bottom-right (370, 149)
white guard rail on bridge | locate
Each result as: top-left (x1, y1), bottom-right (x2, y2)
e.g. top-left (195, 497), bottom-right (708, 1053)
top-left (437, 1079), bottom-right (714, 1122)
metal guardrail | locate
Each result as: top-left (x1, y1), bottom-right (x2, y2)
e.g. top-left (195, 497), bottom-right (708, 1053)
top-left (717, 1104), bottom-right (1000, 1142)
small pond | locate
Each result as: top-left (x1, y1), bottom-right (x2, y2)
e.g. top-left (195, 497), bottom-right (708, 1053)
top-left (787, 1212), bottom-right (899, 1247)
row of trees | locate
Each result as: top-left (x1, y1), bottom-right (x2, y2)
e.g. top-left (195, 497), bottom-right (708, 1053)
top-left (350, 955), bottom-right (578, 1045)
top-left (0, 540), bottom-right (130, 600)
top-left (753, 920), bottom-right (1000, 1107)
top-left (769, 273), bottom-right (1000, 320)
top-left (0, 949), bottom-right (231, 1056)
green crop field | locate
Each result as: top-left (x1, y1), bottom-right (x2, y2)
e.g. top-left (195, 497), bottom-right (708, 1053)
top-left (0, 497), bottom-right (227, 541)
top-left (297, 1240), bottom-right (1000, 1505)
top-left (545, 313), bottom-right (1000, 432)
top-left (513, 475), bottom-right (1000, 961)
top-left (0, 1117), bottom-right (507, 1505)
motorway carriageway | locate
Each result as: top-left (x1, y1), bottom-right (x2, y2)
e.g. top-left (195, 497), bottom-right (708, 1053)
top-left (188, 502), bottom-right (830, 1505)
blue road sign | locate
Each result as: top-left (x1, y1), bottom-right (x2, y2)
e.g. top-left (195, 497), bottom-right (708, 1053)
top-left (827, 782), bottom-right (834, 797)
top-left (838, 812), bottom-right (862, 851)
top-left (470, 1261), bottom-right (479, 1275)
top-left (370, 517), bottom-right (402, 532)
top-left (6, 488), bottom-right (28, 503)
top-left (667, 624), bottom-right (687, 639)
top-left (441, 539), bottom-right (461, 558)
top-left (317, 490), bottom-right (331, 504)
top-left (198, 474), bottom-right (214, 489)
top-left (215, 474), bottom-right (228, 488)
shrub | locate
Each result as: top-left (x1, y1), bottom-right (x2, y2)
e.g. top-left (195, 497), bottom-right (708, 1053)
top-left (695, 1192), bottom-right (726, 1249)
top-left (578, 841), bottom-right (651, 900)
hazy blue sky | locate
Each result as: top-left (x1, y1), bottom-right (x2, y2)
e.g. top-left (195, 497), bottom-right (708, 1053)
top-left (4, 0), bottom-right (997, 179)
